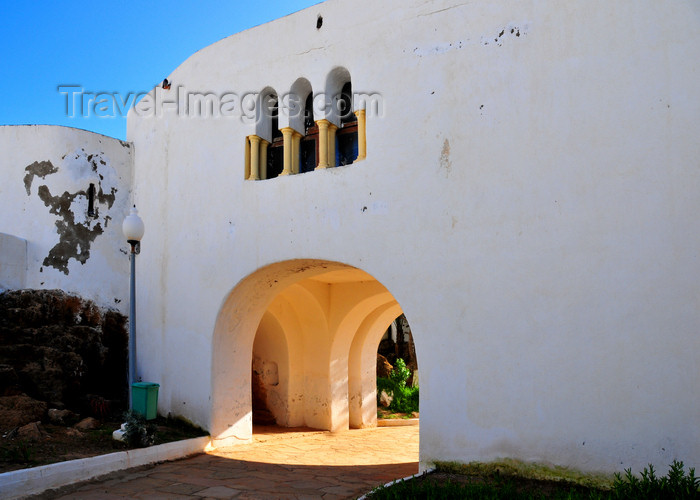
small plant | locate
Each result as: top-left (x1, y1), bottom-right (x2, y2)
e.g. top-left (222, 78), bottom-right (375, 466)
top-left (377, 358), bottom-right (419, 414)
top-left (89, 395), bottom-right (111, 419)
top-left (611, 460), bottom-right (699, 499)
top-left (123, 410), bottom-right (157, 448)
top-left (2, 440), bottom-right (35, 464)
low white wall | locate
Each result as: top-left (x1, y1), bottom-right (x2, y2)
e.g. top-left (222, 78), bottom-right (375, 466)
top-left (0, 126), bottom-right (133, 312)
top-left (0, 436), bottom-right (210, 499)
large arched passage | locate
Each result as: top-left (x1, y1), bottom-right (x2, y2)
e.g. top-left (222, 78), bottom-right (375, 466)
top-left (210, 259), bottom-right (412, 447)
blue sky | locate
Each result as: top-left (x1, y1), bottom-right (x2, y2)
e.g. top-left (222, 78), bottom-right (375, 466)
top-left (0, 1), bottom-right (319, 140)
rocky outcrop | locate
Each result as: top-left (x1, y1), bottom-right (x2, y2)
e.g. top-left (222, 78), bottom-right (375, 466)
top-left (0, 395), bottom-right (48, 431)
top-left (377, 354), bottom-right (393, 379)
top-left (0, 289), bottom-right (128, 427)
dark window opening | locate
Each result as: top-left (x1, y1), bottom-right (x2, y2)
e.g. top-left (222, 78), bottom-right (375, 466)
top-left (301, 94), bottom-right (317, 173)
top-left (304, 94), bottom-right (315, 133)
top-left (336, 82), bottom-right (358, 166)
top-left (337, 122), bottom-right (358, 166)
top-left (339, 82), bottom-right (355, 125)
top-left (267, 96), bottom-right (284, 179)
top-left (87, 183), bottom-right (96, 217)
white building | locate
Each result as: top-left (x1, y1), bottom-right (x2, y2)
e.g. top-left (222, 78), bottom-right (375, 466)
top-left (1, 0), bottom-right (699, 475)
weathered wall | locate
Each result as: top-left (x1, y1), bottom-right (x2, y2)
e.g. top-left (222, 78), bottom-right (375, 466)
top-left (127, 0), bottom-right (700, 474)
top-left (0, 126), bottom-right (133, 312)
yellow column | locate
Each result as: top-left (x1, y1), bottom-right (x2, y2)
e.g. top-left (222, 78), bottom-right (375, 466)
top-left (328, 124), bottom-right (337, 167)
top-left (315, 119), bottom-right (330, 169)
top-left (280, 127), bottom-right (294, 176)
top-left (248, 135), bottom-right (261, 180)
top-left (355, 110), bottom-right (366, 161)
top-left (244, 136), bottom-right (251, 180)
top-left (292, 131), bottom-right (302, 174)
top-left (260, 139), bottom-right (269, 180)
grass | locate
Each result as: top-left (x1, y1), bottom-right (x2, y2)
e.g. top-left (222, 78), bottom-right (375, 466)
top-left (377, 407), bottom-right (417, 420)
top-left (435, 459), bottom-right (613, 490)
top-left (364, 460), bottom-right (700, 499)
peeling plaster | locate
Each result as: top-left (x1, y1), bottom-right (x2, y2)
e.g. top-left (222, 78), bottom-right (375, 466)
top-left (37, 185), bottom-right (104, 275)
top-left (23, 160), bottom-right (58, 195)
top-left (23, 150), bottom-right (120, 275)
top-left (409, 22), bottom-right (529, 56)
top-left (480, 22), bottom-right (529, 47)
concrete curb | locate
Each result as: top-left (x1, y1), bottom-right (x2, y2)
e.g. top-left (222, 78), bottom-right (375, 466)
top-left (356, 467), bottom-right (436, 500)
top-left (0, 435), bottom-right (211, 499)
top-left (377, 418), bottom-right (419, 426)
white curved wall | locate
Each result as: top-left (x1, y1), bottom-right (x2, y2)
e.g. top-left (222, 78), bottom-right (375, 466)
top-left (127, 0), bottom-right (700, 474)
top-left (0, 125), bottom-right (133, 311)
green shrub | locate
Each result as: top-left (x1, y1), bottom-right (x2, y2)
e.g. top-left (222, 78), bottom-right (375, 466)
top-left (610, 460), bottom-right (699, 499)
top-left (123, 410), bottom-right (157, 448)
top-left (377, 358), bottom-right (419, 414)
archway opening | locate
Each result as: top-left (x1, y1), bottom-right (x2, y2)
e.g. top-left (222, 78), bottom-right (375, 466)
top-left (376, 314), bottom-right (419, 419)
top-left (211, 259), bottom-right (417, 446)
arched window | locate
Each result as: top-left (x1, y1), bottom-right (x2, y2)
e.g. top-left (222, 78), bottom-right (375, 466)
top-left (245, 70), bottom-right (366, 181)
top-left (323, 67), bottom-right (366, 168)
top-left (246, 89), bottom-right (280, 180)
top-left (336, 81), bottom-right (358, 166)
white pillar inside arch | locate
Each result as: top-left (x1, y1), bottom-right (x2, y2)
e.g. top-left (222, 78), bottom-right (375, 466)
top-left (348, 303), bottom-right (403, 428)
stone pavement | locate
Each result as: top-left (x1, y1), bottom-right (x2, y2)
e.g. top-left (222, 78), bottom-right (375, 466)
top-left (32, 425), bottom-right (419, 499)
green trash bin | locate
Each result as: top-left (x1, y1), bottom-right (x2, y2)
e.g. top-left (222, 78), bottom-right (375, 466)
top-left (131, 382), bottom-right (159, 420)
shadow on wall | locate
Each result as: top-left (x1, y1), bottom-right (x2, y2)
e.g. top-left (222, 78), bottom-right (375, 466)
top-left (0, 233), bottom-right (27, 290)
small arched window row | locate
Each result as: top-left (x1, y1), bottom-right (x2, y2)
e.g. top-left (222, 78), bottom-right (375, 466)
top-left (244, 79), bottom-right (367, 181)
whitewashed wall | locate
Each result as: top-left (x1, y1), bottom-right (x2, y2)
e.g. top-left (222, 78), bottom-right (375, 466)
top-left (128, 0), bottom-right (700, 474)
top-left (0, 126), bottom-right (133, 312)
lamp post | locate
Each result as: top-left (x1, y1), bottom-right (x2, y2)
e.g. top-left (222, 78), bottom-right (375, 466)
top-left (122, 206), bottom-right (145, 410)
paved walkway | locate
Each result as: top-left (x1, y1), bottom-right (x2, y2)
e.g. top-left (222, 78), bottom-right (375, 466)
top-left (34, 425), bottom-right (419, 499)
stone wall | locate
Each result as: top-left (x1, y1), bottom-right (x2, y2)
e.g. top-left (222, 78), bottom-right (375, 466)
top-left (0, 289), bottom-right (128, 430)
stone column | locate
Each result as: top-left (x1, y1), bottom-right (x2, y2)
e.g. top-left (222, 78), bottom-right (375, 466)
top-left (355, 110), bottom-right (366, 161)
top-left (260, 139), bottom-right (269, 180)
top-left (292, 131), bottom-right (302, 174)
top-left (244, 136), bottom-right (251, 179)
top-left (328, 124), bottom-right (338, 167)
top-left (280, 127), bottom-right (294, 176)
top-left (315, 119), bottom-right (330, 169)
top-left (248, 135), bottom-right (261, 180)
